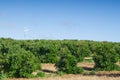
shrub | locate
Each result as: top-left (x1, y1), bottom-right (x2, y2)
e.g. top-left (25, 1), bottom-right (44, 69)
top-left (55, 47), bottom-right (83, 74)
top-left (114, 44), bottom-right (120, 59)
top-left (36, 71), bottom-right (45, 77)
top-left (93, 42), bottom-right (120, 71)
top-left (0, 73), bottom-right (7, 80)
top-left (90, 70), bottom-right (96, 75)
top-left (40, 53), bottom-right (59, 63)
top-left (66, 43), bottom-right (91, 62)
top-left (72, 67), bottom-right (83, 74)
top-left (1, 49), bottom-right (41, 78)
top-left (0, 54), bottom-right (3, 72)
top-left (57, 71), bottom-right (65, 76)
top-left (83, 70), bottom-right (89, 75)
top-left (36, 44), bottom-right (59, 63)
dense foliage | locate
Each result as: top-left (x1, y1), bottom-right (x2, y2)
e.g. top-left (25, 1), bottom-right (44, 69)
top-left (1, 49), bottom-right (41, 78)
top-left (64, 41), bottom-right (92, 62)
top-left (0, 38), bottom-right (120, 78)
top-left (55, 47), bottom-right (83, 74)
top-left (0, 38), bottom-right (41, 78)
top-left (93, 42), bottom-right (120, 71)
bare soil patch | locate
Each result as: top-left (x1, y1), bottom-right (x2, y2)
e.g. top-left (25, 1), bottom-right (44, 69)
top-left (8, 63), bottom-right (120, 80)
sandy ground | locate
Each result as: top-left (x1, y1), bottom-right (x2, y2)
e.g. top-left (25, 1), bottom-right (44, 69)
top-left (9, 75), bottom-right (120, 80)
top-left (8, 63), bottom-right (120, 80)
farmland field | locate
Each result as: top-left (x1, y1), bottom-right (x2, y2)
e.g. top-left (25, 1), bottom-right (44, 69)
top-left (1, 0), bottom-right (120, 79)
top-left (8, 63), bottom-right (120, 80)
top-left (1, 39), bottom-right (120, 80)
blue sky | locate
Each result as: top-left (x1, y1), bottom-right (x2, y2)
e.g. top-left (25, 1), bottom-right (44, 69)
top-left (0, 0), bottom-right (120, 42)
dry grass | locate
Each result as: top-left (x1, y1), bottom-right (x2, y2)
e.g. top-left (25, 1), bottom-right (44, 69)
top-left (78, 62), bottom-right (95, 70)
top-left (41, 63), bottom-right (57, 72)
top-left (8, 63), bottom-right (120, 80)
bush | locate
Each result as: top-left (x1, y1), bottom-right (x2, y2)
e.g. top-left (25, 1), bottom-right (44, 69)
top-left (114, 44), bottom-right (120, 59)
top-left (66, 43), bottom-right (91, 62)
top-left (57, 71), bottom-right (65, 76)
top-left (55, 47), bottom-right (83, 74)
top-left (72, 67), bottom-right (83, 74)
top-left (1, 49), bottom-right (41, 78)
top-left (36, 44), bottom-right (59, 63)
top-left (83, 70), bottom-right (89, 75)
top-left (90, 70), bottom-right (96, 75)
top-left (0, 73), bottom-right (7, 80)
top-left (76, 44), bottom-right (92, 62)
top-left (40, 53), bottom-right (59, 63)
top-left (36, 71), bottom-right (45, 77)
top-left (0, 54), bottom-right (3, 72)
top-left (93, 42), bottom-right (120, 71)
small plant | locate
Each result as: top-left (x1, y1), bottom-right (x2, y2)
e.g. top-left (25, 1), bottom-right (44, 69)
top-left (72, 67), bottom-right (83, 74)
top-left (0, 73), bottom-right (7, 80)
top-left (57, 71), bottom-right (65, 76)
top-left (90, 70), bottom-right (96, 75)
top-left (36, 71), bottom-right (45, 77)
top-left (83, 70), bottom-right (89, 75)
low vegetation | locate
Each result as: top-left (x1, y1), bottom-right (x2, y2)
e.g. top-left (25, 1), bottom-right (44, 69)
top-left (55, 47), bottom-right (83, 74)
top-left (93, 42), bottom-right (120, 71)
top-left (0, 38), bottom-right (120, 79)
